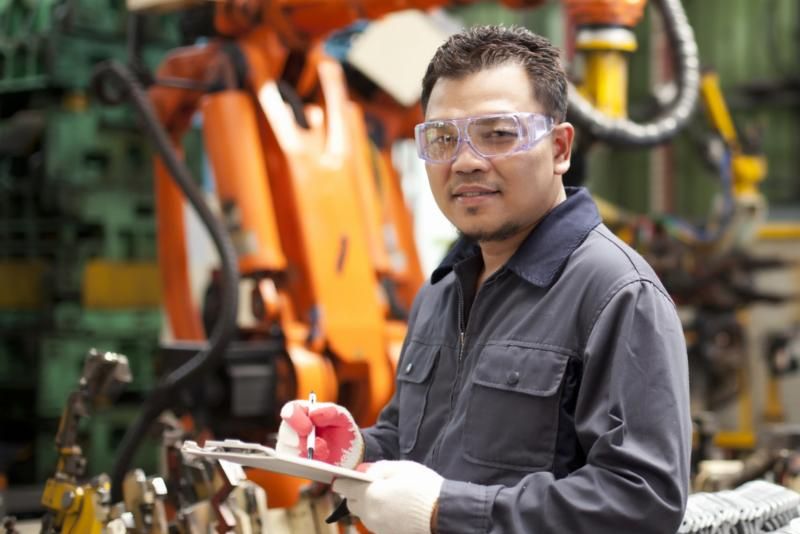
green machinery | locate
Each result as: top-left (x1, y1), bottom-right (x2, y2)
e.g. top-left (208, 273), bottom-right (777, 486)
top-left (0, 0), bottom-right (192, 489)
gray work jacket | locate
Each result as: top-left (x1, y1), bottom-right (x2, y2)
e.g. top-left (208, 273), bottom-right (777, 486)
top-left (362, 187), bottom-right (691, 533)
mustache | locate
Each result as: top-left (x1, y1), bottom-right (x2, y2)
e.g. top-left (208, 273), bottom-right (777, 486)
top-left (448, 178), bottom-right (501, 195)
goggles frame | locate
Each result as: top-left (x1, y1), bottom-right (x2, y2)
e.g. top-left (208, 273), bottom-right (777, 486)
top-left (414, 112), bottom-right (555, 164)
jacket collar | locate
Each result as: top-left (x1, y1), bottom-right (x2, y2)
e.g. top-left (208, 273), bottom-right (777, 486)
top-left (431, 187), bottom-right (601, 287)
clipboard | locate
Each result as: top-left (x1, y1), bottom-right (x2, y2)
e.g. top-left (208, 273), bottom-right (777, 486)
top-left (181, 439), bottom-right (375, 485)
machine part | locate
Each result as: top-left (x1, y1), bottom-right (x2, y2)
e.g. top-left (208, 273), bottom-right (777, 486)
top-left (40, 474), bottom-right (116, 534)
top-left (763, 329), bottom-right (800, 423)
top-left (210, 460), bottom-right (249, 534)
top-left (201, 90), bottom-right (288, 273)
top-left (574, 41), bottom-right (634, 118)
top-left (691, 412), bottom-right (718, 478)
top-left (2, 516), bottom-right (19, 534)
top-left (688, 313), bottom-right (746, 410)
top-left (767, 330), bottom-right (800, 378)
top-left (40, 350), bottom-right (131, 533)
top-left (229, 482), bottom-right (270, 534)
top-left (123, 469), bottom-right (169, 533)
top-left (681, 480), bottom-right (800, 533)
top-left (567, 0), bottom-right (646, 119)
top-left (157, 341), bottom-right (283, 437)
top-left (177, 501), bottom-right (214, 534)
top-left (284, 494), bottom-right (338, 534)
top-left (159, 445), bottom-right (269, 534)
top-left (89, 60), bottom-right (240, 504)
top-left (665, 71), bottom-right (769, 254)
top-left (566, 0), bottom-right (701, 146)
top-left (53, 350), bottom-right (132, 477)
top-left (564, 0), bottom-right (647, 27)
top-left (37, 333), bottom-right (157, 419)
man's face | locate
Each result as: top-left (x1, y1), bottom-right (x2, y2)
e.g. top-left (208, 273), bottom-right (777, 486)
top-left (424, 63), bottom-right (574, 243)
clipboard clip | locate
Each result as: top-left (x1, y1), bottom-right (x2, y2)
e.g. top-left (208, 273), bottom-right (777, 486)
top-left (325, 498), bottom-right (351, 524)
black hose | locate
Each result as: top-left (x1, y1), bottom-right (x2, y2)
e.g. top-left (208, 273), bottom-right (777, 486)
top-left (567, 0), bottom-right (700, 146)
top-left (89, 60), bottom-right (240, 503)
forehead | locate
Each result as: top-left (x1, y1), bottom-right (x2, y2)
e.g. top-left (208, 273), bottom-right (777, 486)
top-left (425, 63), bottom-right (544, 121)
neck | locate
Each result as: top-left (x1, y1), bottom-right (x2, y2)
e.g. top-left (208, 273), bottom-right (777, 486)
top-left (477, 185), bottom-right (567, 285)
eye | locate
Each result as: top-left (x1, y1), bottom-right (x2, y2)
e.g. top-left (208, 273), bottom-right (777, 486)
top-left (428, 132), bottom-right (458, 150)
top-left (478, 129), bottom-right (520, 144)
top-left (429, 134), bottom-right (457, 147)
top-left (483, 129), bottom-right (518, 139)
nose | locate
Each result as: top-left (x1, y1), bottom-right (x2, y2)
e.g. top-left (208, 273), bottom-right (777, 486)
top-left (450, 140), bottom-right (491, 174)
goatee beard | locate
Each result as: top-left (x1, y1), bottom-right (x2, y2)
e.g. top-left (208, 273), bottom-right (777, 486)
top-left (457, 221), bottom-right (525, 243)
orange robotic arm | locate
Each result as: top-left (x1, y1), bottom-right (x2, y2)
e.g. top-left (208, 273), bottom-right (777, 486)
top-left (213, 0), bottom-right (547, 41)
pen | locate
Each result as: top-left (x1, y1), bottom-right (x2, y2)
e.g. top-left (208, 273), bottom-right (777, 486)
top-left (307, 391), bottom-right (316, 460)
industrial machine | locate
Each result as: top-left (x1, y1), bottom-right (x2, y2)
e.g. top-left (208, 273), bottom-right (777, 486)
top-left (36, 349), bottom-right (318, 533)
top-left (83, 0), bottom-right (702, 518)
top-left (40, 349), bottom-right (132, 534)
top-left (597, 67), bottom-right (800, 486)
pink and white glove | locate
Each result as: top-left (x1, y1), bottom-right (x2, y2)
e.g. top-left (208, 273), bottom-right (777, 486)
top-left (332, 460), bottom-right (444, 534)
top-left (276, 400), bottom-right (364, 469)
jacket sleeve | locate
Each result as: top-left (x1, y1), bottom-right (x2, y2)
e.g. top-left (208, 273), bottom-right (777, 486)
top-left (360, 284), bottom-right (427, 462)
top-left (435, 280), bottom-right (692, 534)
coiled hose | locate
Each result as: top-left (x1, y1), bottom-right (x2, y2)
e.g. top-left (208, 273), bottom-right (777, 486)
top-left (568, 0), bottom-right (701, 146)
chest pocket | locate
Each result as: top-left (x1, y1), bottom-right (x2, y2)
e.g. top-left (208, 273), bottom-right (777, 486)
top-left (396, 342), bottom-right (439, 454)
top-left (465, 344), bottom-right (570, 471)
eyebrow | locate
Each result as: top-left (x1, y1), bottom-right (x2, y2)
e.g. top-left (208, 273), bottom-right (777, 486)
top-left (425, 111), bottom-right (518, 121)
top-left (424, 110), bottom-right (522, 121)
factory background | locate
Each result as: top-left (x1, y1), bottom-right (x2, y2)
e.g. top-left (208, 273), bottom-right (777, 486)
top-left (1, 0), bottom-right (800, 531)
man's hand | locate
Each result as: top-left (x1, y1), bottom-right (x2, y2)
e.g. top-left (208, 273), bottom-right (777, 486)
top-left (276, 400), bottom-right (363, 469)
top-left (332, 461), bottom-right (444, 534)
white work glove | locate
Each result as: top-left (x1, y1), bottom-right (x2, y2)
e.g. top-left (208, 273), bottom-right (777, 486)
top-left (332, 460), bottom-right (444, 534)
top-left (276, 400), bottom-right (364, 469)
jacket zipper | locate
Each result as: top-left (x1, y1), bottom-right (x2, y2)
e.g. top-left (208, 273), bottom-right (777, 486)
top-left (431, 281), bottom-right (467, 466)
top-left (457, 282), bottom-right (466, 362)
top-left (451, 281), bottom-right (467, 415)
top-left (431, 269), bottom-right (508, 467)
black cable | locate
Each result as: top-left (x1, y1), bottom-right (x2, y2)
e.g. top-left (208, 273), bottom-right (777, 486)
top-left (567, 0), bottom-right (701, 146)
top-left (89, 60), bottom-right (240, 503)
top-left (126, 14), bottom-right (145, 72)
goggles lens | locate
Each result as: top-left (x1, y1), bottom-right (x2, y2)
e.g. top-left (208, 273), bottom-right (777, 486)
top-left (469, 115), bottom-right (525, 155)
top-left (421, 121), bottom-right (460, 162)
top-left (415, 113), bottom-right (553, 163)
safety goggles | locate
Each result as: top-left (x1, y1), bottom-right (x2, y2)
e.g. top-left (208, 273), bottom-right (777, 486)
top-left (414, 112), bottom-right (555, 164)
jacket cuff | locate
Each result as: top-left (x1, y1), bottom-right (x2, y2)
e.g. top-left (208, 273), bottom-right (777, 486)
top-left (436, 479), bottom-right (500, 534)
top-left (360, 430), bottom-right (383, 462)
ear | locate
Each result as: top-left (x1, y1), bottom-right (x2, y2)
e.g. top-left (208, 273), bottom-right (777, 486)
top-left (551, 122), bottom-right (575, 176)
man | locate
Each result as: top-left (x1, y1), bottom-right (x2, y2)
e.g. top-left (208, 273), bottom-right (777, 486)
top-left (277, 25), bottom-right (691, 534)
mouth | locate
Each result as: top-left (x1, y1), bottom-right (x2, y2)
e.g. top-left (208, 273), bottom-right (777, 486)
top-left (451, 184), bottom-right (500, 198)
top-left (451, 188), bottom-right (501, 207)
top-left (454, 191), bottom-right (499, 198)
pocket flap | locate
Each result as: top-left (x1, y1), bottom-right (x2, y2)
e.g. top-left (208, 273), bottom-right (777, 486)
top-left (397, 343), bottom-right (439, 384)
top-left (473, 344), bottom-right (569, 396)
